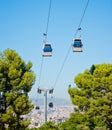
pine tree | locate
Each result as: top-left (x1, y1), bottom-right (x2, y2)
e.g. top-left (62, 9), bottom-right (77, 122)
top-left (0, 49), bottom-right (35, 130)
top-left (68, 63), bottom-right (112, 130)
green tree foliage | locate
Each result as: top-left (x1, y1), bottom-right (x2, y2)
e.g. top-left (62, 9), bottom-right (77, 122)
top-left (0, 49), bottom-right (35, 130)
top-left (58, 118), bottom-right (77, 130)
top-left (37, 121), bottom-right (58, 130)
top-left (68, 63), bottom-right (112, 130)
top-left (58, 112), bottom-right (90, 130)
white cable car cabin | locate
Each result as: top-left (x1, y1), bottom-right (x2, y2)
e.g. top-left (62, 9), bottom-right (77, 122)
top-left (72, 38), bottom-right (83, 52)
top-left (43, 43), bottom-right (53, 56)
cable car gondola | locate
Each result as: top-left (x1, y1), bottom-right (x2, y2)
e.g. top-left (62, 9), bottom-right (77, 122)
top-left (43, 43), bottom-right (53, 57)
top-left (49, 102), bottom-right (53, 108)
top-left (72, 38), bottom-right (83, 52)
top-left (35, 105), bottom-right (40, 110)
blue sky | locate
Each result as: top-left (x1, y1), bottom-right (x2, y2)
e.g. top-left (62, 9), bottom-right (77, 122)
top-left (0, 0), bottom-right (112, 100)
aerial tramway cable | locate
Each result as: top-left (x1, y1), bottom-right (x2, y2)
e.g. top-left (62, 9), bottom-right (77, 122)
top-left (53, 0), bottom-right (90, 88)
top-left (38, 0), bottom-right (52, 88)
top-left (37, 0), bottom-right (89, 114)
top-left (43, 0), bottom-right (53, 57)
top-left (38, 57), bottom-right (44, 87)
top-left (44, 0), bottom-right (52, 42)
top-left (38, 0), bottom-right (89, 92)
top-left (72, 0), bottom-right (89, 52)
top-left (74, 0), bottom-right (90, 38)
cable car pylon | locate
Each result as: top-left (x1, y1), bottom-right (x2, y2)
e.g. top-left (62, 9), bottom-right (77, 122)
top-left (37, 87), bottom-right (54, 123)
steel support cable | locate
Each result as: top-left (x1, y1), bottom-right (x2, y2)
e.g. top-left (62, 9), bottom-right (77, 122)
top-left (74, 0), bottom-right (90, 37)
top-left (53, 46), bottom-right (71, 87)
top-left (53, 0), bottom-right (90, 88)
top-left (44, 0), bottom-right (52, 42)
top-left (38, 0), bottom-right (52, 87)
top-left (38, 57), bottom-right (44, 87)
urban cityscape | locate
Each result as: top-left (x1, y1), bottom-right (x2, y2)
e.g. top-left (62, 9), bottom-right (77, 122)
top-left (28, 98), bottom-right (74, 128)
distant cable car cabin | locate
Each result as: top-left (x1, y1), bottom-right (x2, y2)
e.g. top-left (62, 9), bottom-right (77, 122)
top-left (49, 102), bottom-right (53, 108)
top-left (35, 106), bottom-right (40, 110)
top-left (72, 38), bottom-right (83, 52)
top-left (43, 43), bottom-right (53, 56)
